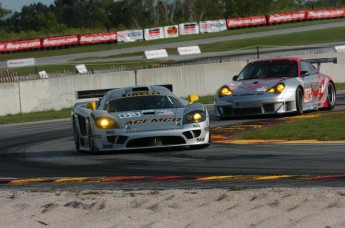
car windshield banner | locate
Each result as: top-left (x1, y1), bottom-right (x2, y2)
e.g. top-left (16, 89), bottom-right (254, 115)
top-left (79, 32), bottom-right (117, 44)
top-left (164, 25), bottom-right (179, 38)
top-left (144, 27), bottom-right (164, 40)
top-left (199, 20), bottom-right (227, 33)
top-left (268, 11), bottom-right (306, 24)
top-left (179, 22), bottom-right (200, 35)
top-left (117, 30), bottom-right (144, 42)
top-left (42, 35), bottom-right (79, 47)
top-left (227, 16), bottom-right (267, 28)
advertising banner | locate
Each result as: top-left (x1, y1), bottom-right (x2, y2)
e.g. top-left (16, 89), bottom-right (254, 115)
top-left (227, 16), bottom-right (267, 28)
top-left (179, 22), bottom-right (200, 35)
top-left (4, 39), bottom-right (41, 51)
top-left (177, 46), bottom-right (201, 55)
top-left (145, 49), bottom-right (168, 59)
top-left (307, 8), bottom-right (345, 19)
top-left (268, 11), bottom-right (306, 24)
top-left (164, 25), bottom-right (179, 38)
top-left (79, 32), bottom-right (117, 44)
top-left (199, 20), bottom-right (227, 33)
top-left (117, 30), bottom-right (144, 42)
top-left (144, 27), bottom-right (164, 40)
top-left (7, 58), bottom-right (36, 68)
top-left (0, 43), bottom-right (5, 52)
top-left (42, 35), bottom-right (79, 48)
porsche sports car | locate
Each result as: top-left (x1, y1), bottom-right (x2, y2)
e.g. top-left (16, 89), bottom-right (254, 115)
top-left (214, 57), bottom-right (337, 118)
top-left (72, 85), bottom-right (210, 153)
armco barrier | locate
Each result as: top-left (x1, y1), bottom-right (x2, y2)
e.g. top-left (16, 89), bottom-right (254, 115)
top-left (0, 53), bottom-right (345, 116)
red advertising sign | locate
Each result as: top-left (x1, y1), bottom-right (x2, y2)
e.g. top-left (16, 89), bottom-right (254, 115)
top-left (79, 32), bottom-right (117, 44)
top-left (4, 39), bottom-right (41, 52)
top-left (307, 8), bottom-right (345, 19)
top-left (42, 35), bottom-right (79, 47)
top-left (0, 43), bottom-right (5, 52)
top-left (268, 11), bottom-right (306, 24)
top-left (227, 16), bottom-right (267, 28)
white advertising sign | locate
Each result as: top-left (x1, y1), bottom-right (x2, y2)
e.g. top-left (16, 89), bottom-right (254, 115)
top-left (117, 30), bottom-right (144, 42)
top-left (39, 71), bottom-right (49, 79)
top-left (177, 46), bottom-right (201, 55)
top-left (7, 58), bottom-right (36, 68)
top-left (75, 64), bottom-right (88, 74)
top-left (164, 25), bottom-right (179, 38)
top-left (335, 45), bottom-right (345, 52)
top-left (145, 49), bottom-right (168, 59)
top-left (179, 22), bottom-right (200, 35)
top-left (199, 20), bottom-right (227, 33)
top-left (144, 27), bottom-right (164, 40)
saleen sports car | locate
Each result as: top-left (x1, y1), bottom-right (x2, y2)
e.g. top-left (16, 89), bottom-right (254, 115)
top-left (214, 57), bottom-right (337, 118)
top-left (72, 85), bottom-right (210, 153)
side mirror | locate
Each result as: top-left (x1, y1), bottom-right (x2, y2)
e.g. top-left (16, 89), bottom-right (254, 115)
top-left (300, 71), bottom-right (309, 77)
top-left (188, 94), bottom-right (199, 104)
top-left (86, 101), bottom-right (97, 110)
top-left (233, 75), bottom-right (238, 81)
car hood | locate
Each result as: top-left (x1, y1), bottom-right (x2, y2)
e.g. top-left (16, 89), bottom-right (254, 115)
top-left (111, 108), bottom-right (184, 132)
top-left (227, 78), bottom-right (289, 95)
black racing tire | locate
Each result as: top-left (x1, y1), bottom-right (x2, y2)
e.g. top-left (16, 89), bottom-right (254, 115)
top-left (322, 83), bottom-right (336, 111)
top-left (87, 122), bottom-right (95, 154)
top-left (73, 122), bottom-right (81, 152)
top-left (295, 87), bottom-right (304, 115)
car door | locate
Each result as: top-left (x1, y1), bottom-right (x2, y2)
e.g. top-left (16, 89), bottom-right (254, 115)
top-left (300, 60), bottom-right (319, 111)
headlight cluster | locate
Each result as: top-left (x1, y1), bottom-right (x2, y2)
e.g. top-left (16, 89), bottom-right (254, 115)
top-left (95, 117), bottom-right (120, 129)
top-left (266, 83), bottom-right (285, 94)
top-left (184, 111), bottom-right (206, 124)
top-left (218, 86), bottom-right (233, 97)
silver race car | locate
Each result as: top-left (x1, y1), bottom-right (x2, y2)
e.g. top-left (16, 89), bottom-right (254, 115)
top-left (214, 57), bottom-right (337, 118)
top-left (72, 85), bottom-right (210, 153)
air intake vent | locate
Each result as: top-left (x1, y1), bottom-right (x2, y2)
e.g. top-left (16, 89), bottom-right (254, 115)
top-left (132, 87), bottom-right (149, 92)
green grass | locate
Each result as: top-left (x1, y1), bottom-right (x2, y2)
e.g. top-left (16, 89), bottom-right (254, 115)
top-left (0, 109), bottom-right (72, 125)
top-left (236, 111), bottom-right (345, 140)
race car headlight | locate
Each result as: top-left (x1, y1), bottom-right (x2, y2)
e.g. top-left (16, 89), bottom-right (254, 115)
top-left (266, 83), bottom-right (285, 94)
top-left (218, 86), bottom-right (233, 97)
top-left (95, 117), bottom-right (120, 129)
top-left (184, 111), bottom-right (206, 124)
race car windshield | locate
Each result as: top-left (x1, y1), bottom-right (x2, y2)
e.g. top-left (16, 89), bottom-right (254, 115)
top-left (106, 95), bottom-right (184, 112)
top-left (237, 61), bottom-right (298, 80)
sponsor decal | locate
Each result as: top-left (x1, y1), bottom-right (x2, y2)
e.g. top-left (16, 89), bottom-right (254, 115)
top-left (193, 124), bottom-right (201, 128)
top-left (156, 110), bottom-right (174, 115)
top-left (125, 118), bottom-right (181, 125)
top-left (304, 88), bottom-right (312, 103)
top-left (119, 112), bottom-right (141, 118)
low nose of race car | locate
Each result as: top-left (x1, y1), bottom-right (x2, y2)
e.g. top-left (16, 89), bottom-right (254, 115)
top-left (115, 109), bottom-right (182, 132)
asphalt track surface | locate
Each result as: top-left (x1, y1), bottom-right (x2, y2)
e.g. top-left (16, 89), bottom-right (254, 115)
top-left (0, 91), bottom-right (344, 191)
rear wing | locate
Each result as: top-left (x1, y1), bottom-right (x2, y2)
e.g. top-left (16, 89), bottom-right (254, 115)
top-left (75, 84), bottom-right (173, 100)
top-left (76, 88), bottom-right (114, 99)
top-left (307, 58), bottom-right (337, 70)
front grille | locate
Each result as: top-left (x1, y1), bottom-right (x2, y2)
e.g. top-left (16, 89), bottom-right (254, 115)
top-left (183, 130), bottom-right (201, 139)
top-left (106, 136), bottom-right (128, 144)
top-left (233, 107), bottom-right (262, 115)
top-left (263, 104), bottom-right (275, 113)
top-left (126, 136), bottom-right (185, 148)
top-left (222, 106), bottom-right (232, 115)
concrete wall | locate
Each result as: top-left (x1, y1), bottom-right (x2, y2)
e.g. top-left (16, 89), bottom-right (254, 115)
top-left (0, 53), bottom-right (344, 116)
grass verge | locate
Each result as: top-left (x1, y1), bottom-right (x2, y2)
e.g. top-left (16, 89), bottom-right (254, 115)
top-left (235, 111), bottom-right (345, 141)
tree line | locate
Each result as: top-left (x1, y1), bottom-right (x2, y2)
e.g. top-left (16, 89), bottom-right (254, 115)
top-left (1, 0), bottom-right (345, 41)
